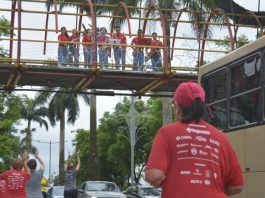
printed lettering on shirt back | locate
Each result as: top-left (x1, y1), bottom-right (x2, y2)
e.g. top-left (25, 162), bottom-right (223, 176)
top-left (174, 124), bottom-right (221, 188)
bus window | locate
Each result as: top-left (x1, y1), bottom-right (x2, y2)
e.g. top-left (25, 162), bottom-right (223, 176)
top-left (203, 69), bottom-right (227, 103)
top-left (231, 57), bottom-right (261, 95)
top-left (205, 102), bottom-right (227, 130)
top-left (230, 90), bottom-right (260, 127)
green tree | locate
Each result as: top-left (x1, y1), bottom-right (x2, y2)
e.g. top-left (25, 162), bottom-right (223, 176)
top-left (74, 97), bottom-right (164, 187)
top-left (0, 134), bottom-right (20, 172)
top-left (35, 88), bottom-right (89, 184)
top-left (0, 16), bottom-right (11, 37)
top-left (215, 34), bottom-right (250, 52)
top-left (19, 95), bottom-right (49, 152)
top-left (0, 15), bottom-right (11, 58)
top-left (0, 92), bottom-right (22, 172)
top-left (0, 93), bottom-right (22, 133)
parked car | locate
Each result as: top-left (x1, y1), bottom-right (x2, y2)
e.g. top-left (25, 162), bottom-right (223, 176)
top-left (47, 185), bottom-right (64, 198)
top-left (124, 185), bottom-right (161, 198)
top-left (78, 181), bottom-right (127, 198)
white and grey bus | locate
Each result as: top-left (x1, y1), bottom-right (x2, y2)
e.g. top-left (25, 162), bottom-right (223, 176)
top-left (199, 35), bottom-right (265, 198)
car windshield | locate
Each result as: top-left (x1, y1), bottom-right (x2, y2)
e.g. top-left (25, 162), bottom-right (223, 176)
top-left (86, 182), bottom-right (119, 192)
top-left (52, 186), bottom-right (64, 196)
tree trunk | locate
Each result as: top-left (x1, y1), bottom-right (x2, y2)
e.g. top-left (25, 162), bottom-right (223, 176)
top-left (26, 121), bottom-right (31, 152)
top-left (162, 92), bottom-right (173, 125)
top-left (90, 92), bottom-right (99, 179)
top-left (58, 111), bottom-right (65, 184)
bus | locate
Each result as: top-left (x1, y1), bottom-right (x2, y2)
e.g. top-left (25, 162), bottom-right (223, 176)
top-left (198, 35), bottom-right (265, 198)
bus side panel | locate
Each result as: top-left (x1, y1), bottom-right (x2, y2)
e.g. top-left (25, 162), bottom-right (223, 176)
top-left (227, 130), bottom-right (247, 198)
top-left (245, 125), bottom-right (265, 197)
top-left (227, 129), bottom-right (246, 172)
top-left (245, 173), bottom-right (265, 198)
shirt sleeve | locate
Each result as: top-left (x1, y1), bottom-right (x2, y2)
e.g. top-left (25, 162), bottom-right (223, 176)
top-left (224, 139), bottom-right (244, 187)
top-left (146, 128), bottom-right (169, 174)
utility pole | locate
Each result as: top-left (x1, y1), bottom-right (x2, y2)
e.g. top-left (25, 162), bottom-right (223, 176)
top-left (49, 140), bottom-right (51, 181)
top-left (129, 97), bottom-right (136, 187)
top-left (119, 96), bottom-right (147, 186)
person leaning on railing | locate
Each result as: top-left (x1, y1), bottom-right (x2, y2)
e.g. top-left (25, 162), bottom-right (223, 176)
top-left (57, 27), bottom-right (70, 66)
top-left (145, 32), bottom-right (163, 72)
top-left (131, 29), bottom-right (146, 71)
top-left (97, 27), bottom-right (111, 68)
top-left (68, 29), bottom-right (80, 67)
top-left (112, 25), bottom-right (127, 70)
top-left (82, 29), bottom-right (93, 68)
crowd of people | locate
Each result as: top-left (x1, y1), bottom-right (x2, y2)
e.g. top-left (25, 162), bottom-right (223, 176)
top-left (57, 26), bottom-right (163, 71)
top-left (0, 148), bottom-right (81, 198)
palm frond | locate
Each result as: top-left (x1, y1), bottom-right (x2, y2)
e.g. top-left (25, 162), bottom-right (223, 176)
top-left (33, 107), bottom-right (48, 117)
top-left (32, 116), bottom-right (49, 131)
top-left (34, 87), bottom-right (55, 106)
top-left (80, 94), bottom-right (90, 105)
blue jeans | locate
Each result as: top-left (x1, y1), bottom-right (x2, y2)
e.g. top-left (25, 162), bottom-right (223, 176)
top-left (114, 47), bottom-right (126, 70)
top-left (98, 48), bottom-right (109, 68)
top-left (133, 50), bottom-right (144, 71)
top-left (83, 46), bottom-right (92, 67)
top-left (69, 46), bottom-right (79, 67)
top-left (58, 45), bottom-right (69, 64)
top-left (151, 52), bottom-right (162, 71)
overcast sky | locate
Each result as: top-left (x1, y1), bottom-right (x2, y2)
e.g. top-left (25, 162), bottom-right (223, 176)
top-left (1, 0), bottom-right (264, 178)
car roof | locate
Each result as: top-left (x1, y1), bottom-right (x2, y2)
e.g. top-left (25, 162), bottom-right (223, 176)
top-left (52, 185), bottom-right (64, 188)
top-left (85, 181), bottom-right (116, 184)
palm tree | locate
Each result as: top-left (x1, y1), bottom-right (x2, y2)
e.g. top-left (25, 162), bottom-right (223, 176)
top-left (20, 96), bottom-right (49, 152)
top-left (35, 88), bottom-right (89, 184)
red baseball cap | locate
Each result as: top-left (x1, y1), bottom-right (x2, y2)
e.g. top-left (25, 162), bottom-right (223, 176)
top-left (173, 81), bottom-right (205, 107)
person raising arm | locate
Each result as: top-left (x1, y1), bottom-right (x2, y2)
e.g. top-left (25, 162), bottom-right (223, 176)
top-left (64, 150), bottom-right (81, 198)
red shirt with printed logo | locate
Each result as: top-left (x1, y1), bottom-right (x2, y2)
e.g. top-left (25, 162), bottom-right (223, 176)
top-left (146, 120), bottom-right (244, 198)
top-left (0, 169), bottom-right (31, 198)
top-left (112, 33), bottom-right (127, 44)
top-left (0, 179), bottom-right (7, 197)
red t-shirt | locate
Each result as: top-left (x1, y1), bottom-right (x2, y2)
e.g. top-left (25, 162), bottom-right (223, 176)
top-left (146, 120), bottom-right (244, 198)
top-left (150, 39), bottom-right (162, 52)
top-left (58, 34), bottom-right (69, 46)
top-left (97, 34), bottom-right (110, 52)
top-left (0, 169), bottom-right (31, 198)
top-left (0, 179), bottom-right (7, 197)
top-left (131, 37), bottom-right (146, 45)
top-left (82, 34), bottom-right (92, 47)
top-left (112, 33), bottom-right (127, 44)
top-left (151, 39), bottom-right (162, 46)
top-left (131, 36), bottom-right (146, 50)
